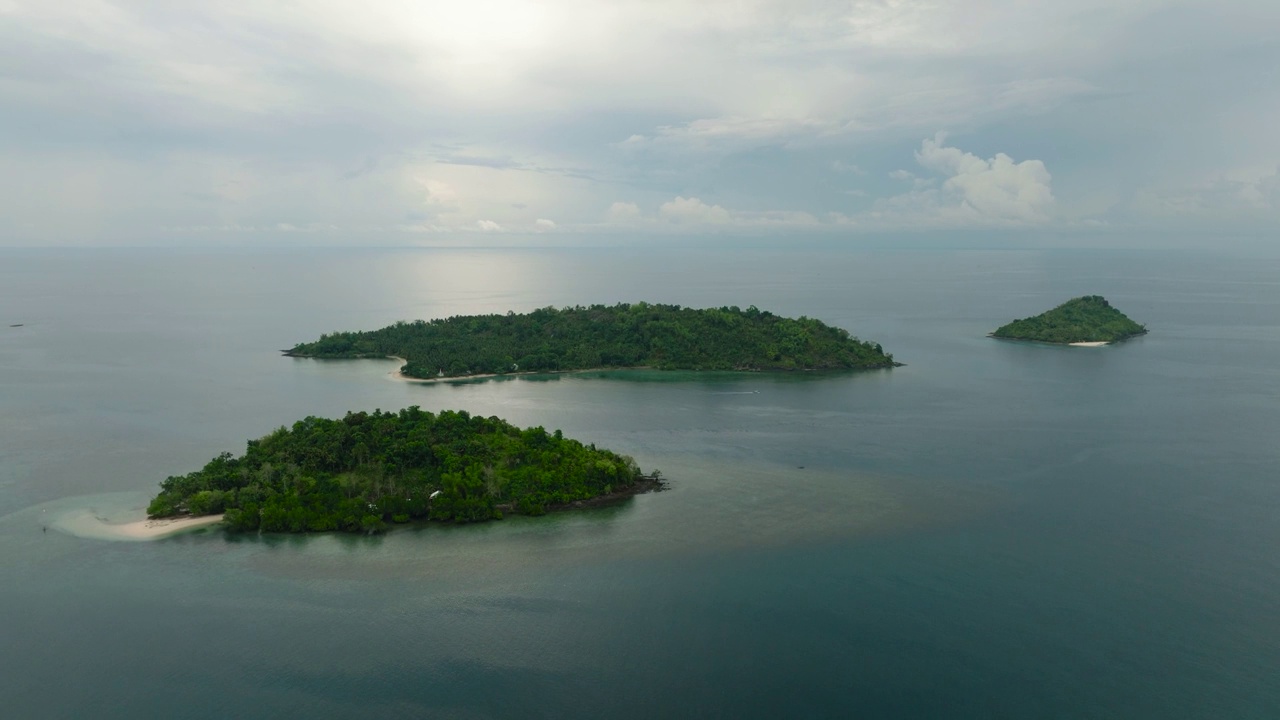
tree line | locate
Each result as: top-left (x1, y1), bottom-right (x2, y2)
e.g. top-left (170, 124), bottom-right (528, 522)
top-left (287, 302), bottom-right (896, 378)
top-left (148, 407), bottom-right (648, 534)
top-left (992, 295), bottom-right (1147, 344)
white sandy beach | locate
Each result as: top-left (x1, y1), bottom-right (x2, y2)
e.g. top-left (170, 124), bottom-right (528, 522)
top-left (385, 356), bottom-right (445, 383)
top-left (56, 509), bottom-right (224, 541)
top-left (1068, 341), bottom-right (1110, 347)
top-left (112, 513), bottom-right (225, 539)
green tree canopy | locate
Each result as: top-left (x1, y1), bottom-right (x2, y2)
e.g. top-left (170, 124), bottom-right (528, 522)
top-left (148, 408), bottom-right (650, 533)
top-left (286, 303), bottom-right (897, 379)
top-left (992, 296), bottom-right (1146, 344)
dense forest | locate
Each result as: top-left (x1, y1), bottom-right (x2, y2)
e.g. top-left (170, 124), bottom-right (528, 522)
top-left (992, 296), bottom-right (1147, 344)
top-left (147, 407), bottom-right (652, 534)
top-left (286, 303), bottom-right (897, 379)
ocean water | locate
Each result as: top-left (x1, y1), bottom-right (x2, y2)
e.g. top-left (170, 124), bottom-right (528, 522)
top-left (1, 246), bottom-right (1279, 718)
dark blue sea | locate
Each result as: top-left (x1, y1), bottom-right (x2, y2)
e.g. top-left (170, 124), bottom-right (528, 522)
top-left (2, 246), bottom-right (1278, 718)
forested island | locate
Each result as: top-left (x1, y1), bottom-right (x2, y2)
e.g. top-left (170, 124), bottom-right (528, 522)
top-left (147, 407), bottom-right (657, 534)
top-left (286, 303), bottom-right (897, 379)
top-left (992, 296), bottom-right (1147, 344)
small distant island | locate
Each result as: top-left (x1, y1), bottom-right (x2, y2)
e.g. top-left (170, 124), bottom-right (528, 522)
top-left (147, 407), bottom-right (658, 534)
top-left (991, 295), bottom-right (1147, 345)
top-left (285, 302), bottom-right (897, 380)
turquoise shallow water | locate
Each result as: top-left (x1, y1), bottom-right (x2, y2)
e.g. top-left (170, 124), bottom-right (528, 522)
top-left (2, 246), bottom-right (1279, 718)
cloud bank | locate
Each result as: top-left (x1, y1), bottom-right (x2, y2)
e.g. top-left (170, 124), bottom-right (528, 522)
top-left (0, 0), bottom-right (1276, 244)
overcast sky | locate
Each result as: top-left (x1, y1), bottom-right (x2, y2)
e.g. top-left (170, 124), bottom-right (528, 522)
top-left (2, 0), bottom-right (1277, 245)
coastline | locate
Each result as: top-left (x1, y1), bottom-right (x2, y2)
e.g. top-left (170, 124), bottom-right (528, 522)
top-left (286, 352), bottom-right (897, 382)
top-left (117, 514), bottom-right (225, 539)
top-left (58, 510), bottom-right (225, 541)
top-left (988, 332), bottom-right (1146, 347)
top-left (496, 475), bottom-right (666, 515)
top-left (387, 357), bottom-right (654, 384)
top-left (378, 357), bottom-right (898, 383)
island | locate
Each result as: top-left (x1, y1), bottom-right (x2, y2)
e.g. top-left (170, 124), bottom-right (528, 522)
top-left (147, 407), bottom-right (659, 534)
top-left (285, 302), bottom-right (897, 380)
top-left (991, 295), bottom-right (1147, 345)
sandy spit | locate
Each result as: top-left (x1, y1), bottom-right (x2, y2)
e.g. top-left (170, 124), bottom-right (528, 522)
top-left (57, 510), bottom-right (225, 541)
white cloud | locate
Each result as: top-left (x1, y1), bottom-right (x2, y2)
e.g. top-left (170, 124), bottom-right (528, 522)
top-left (921, 134), bottom-right (1054, 223)
top-left (634, 116), bottom-right (837, 151)
top-left (399, 161), bottom-right (608, 233)
top-left (600, 196), bottom-right (817, 230)
top-left (606, 201), bottom-right (643, 224)
top-left (859, 133), bottom-right (1055, 228)
top-left (476, 219), bottom-right (501, 231)
top-left (1258, 171), bottom-right (1280, 210)
top-left (161, 222), bottom-right (340, 234)
top-left (733, 210), bottom-right (820, 227)
top-left (419, 179), bottom-right (460, 209)
top-left (659, 196), bottom-right (731, 225)
top-left (1124, 166), bottom-right (1280, 227)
